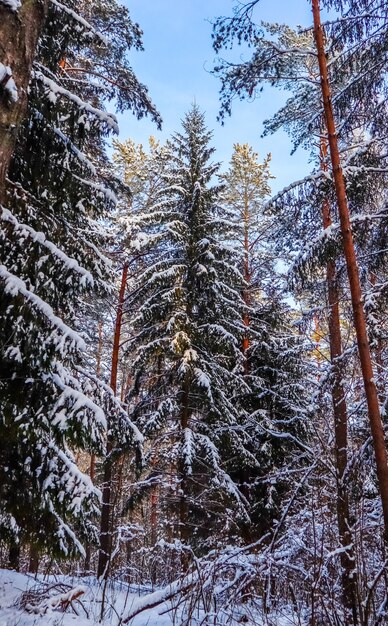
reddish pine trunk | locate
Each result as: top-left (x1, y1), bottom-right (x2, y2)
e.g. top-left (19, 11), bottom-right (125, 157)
top-left (84, 320), bottom-right (104, 572)
top-left (312, 0), bottom-right (388, 542)
top-left (0, 0), bottom-right (49, 203)
top-left (90, 320), bottom-right (103, 483)
top-left (321, 138), bottom-right (358, 625)
top-left (312, 314), bottom-right (322, 379)
top-left (97, 263), bottom-right (128, 579)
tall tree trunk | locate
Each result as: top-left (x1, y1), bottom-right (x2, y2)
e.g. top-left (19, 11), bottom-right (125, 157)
top-left (84, 319), bottom-right (104, 573)
top-left (8, 540), bottom-right (20, 571)
top-left (0, 0), bottom-right (48, 203)
top-left (150, 358), bottom-right (162, 551)
top-left (150, 491), bottom-right (158, 546)
top-left (321, 137), bottom-right (358, 626)
top-left (312, 0), bottom-right (388, 542)
top-left (90, 319), bottom-right (103, 483)
top-left (97, 262), bottom-right (128, 579)
top-left (312, 314), bottom-right (322, 378)
top-left (28, 543), bottom-right (39, 573)
top-left (370, 272), bottom-right (384, 401)
top-left (242, 192), bottom-right (250, 374)
top-left (179, 376), bottom-right (191, 572)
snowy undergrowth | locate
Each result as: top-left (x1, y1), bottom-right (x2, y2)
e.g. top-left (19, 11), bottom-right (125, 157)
top-left (0, 568), bottom-right (303, 626)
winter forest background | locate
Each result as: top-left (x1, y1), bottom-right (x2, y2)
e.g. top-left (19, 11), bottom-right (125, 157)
top-left (0, 1), bottom-right (387, 625)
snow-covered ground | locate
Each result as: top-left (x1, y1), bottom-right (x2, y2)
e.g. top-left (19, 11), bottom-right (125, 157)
top-left (0, 569), bottom-right (174, 626)
top-left (0, 568), bottom-right (301, 625)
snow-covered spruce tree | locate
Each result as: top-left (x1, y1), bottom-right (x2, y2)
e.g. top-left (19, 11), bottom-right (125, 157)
top-left (0, 0), bottom-right (159, 563)
top-left (235, 300), bottom-right (312, 542)
top-left (124, 107), bottom-right (253, 567)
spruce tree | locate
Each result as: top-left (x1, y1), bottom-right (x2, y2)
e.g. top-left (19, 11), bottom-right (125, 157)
top-left (0, 0), bottom-right (159, 560)
top-left (124, 106), bottom-right (252, 563)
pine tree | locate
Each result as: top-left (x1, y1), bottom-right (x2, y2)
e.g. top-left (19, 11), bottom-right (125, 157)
top-left (311, 0), bottom-right (388, 546)
top-left (0, 0), bottom-right (159, 560)
top-left (219, 144), bottom-right (273, 369)
top-left (212, 3), bottom-right (388, 618)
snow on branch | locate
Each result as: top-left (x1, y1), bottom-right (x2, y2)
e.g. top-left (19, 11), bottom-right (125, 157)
top-left (200, 323), bottom-right (239, 347)
top-left (75, 365), bottom-right (143, 445)
top-left (25, 585), bottom-right (86, 615)
top-left (72, 173), bottom-right (117, 205)
top-left (264, 170), bottom-right (327, 209)
top-left (20, 582), bottom-right (86, 615)
top-left (122, 573), bottom-right (197, 623)
top-left (50, 507), bottom-right (87, 557)
top-left (0, 264), bottom-right (85, 353)
top-left (0, 0), bottom-right (20, 11)
top-left (50, 370), bottom-right (107, 431)
top-left (1, 208), bottom-right (94, 287)
top-left (52, 125), bottom-right (97, 175)
top-left (32, 70), bottom-right (119, 132)
top-left (50, 0), bottom-right (107, 45)
top-left (42, 440), bottom-right (101, 513)
top-left (0, 62), bottom-right (18, 102)
top-left (121, 537), bottom-right (272, 624)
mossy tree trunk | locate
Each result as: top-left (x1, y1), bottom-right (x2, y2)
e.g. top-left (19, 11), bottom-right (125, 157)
top-left (0, 0), bottom-right (49, 203)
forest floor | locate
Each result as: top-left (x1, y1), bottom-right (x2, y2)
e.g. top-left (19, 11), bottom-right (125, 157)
top-left (0, 568), bottom-right (302, 625)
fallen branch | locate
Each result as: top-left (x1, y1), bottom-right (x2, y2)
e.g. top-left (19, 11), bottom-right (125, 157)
top-left (25, 585), bottom-right (86, 615)
top-left (122, 574), bottom-right (196, 624)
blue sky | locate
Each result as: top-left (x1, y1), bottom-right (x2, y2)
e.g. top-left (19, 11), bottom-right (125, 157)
top-left (118, 0), bottom-right (314, 193)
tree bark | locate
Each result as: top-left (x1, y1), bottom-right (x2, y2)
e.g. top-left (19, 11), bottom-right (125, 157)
top-left (179, 376), bottom-right (191, 572)
top-left (321, 137), bottom-right (358, 626)
top-left (8, 540), bottom-right (20, 571)
top-left (90, 319), bottom-right (103, 483)
top-left (242, 192), bottom-right (250, 374)
top-left (312, 0), bottom-right (388, 544)
top-left (97, 262), bottom-right (128, 579)
top-left (150, 490), bottom-right (158, 545)
top-left (84, 319), bottom-right (104, 573)
top-left (28, 543), bottom-right (39, 573)
top-left (0, 0), bottom-right (48, 203)
top-left (370, 272), bottom-right (384, 401)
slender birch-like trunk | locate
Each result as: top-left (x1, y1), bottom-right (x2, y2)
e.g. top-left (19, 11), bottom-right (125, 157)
top-left (370, 272), bottom-right (384, 400)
